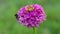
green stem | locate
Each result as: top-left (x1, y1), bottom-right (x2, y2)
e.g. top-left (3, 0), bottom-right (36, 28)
top-left (33, 27), bottom-right (37, 34)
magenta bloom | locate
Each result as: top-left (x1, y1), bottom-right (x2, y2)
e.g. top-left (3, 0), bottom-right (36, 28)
top-left (16, 4), bottom-right (46, 28)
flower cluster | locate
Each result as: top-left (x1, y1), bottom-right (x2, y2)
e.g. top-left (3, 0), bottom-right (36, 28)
top-left (16, 4), bottom-right (46, 28)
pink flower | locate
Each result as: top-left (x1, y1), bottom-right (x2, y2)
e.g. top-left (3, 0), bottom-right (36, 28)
top-left (15, 4), bottom-right (46, 28)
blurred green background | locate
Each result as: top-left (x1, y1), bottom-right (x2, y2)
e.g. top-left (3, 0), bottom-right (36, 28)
top-left (0, 0), bottom-right (60, 34)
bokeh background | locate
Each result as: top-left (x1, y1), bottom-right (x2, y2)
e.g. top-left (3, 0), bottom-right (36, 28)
top-left (0, 0), bottom-right (60, 34)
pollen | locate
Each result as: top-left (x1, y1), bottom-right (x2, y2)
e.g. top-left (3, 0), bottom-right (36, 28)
top-left (25, 5), bottom-right (34, 11)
